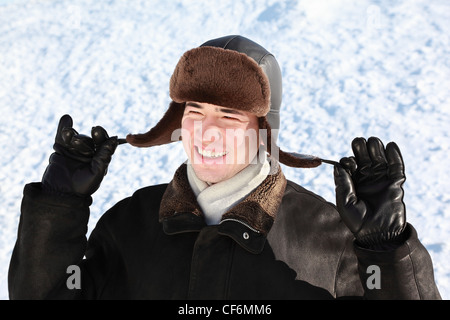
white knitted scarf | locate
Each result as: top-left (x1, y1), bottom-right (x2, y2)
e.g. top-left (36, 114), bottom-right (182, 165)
top-left (187, 150), bottom-right (271, 225)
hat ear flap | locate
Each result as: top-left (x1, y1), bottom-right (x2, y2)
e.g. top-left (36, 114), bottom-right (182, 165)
top-left (259, 117), bottom-right (322, 168)
top-left (126, 102), bottom-right (185, 147)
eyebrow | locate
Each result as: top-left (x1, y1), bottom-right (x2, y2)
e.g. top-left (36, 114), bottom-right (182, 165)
top-left (185, 102), bottom-right (245, 116)
top-left (185, 102), bottom-right (203, 109)
top-left (218, 108), bottom-right (244, 116)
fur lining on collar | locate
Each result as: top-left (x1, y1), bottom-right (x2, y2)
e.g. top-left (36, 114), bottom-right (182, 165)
top-left (159, 161), bottom-right (287, 235)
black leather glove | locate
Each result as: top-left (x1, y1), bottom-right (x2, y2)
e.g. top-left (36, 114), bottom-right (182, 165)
top-left (41, 114), bottom-right (118, 197)
top-left (334, 137), bottom-right (407, 249)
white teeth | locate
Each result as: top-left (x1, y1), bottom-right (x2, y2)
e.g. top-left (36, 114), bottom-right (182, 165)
top-left (196, 146), bottom-right (228, 158)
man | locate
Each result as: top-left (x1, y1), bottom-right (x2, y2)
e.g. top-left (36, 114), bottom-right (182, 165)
top-left (9, 35), bottom-right (441, 299)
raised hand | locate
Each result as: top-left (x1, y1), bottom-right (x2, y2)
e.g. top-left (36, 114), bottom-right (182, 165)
top-left (334, 137), bottom-right (407, 249)
top-left (42, 114), bottom-right (118, 196)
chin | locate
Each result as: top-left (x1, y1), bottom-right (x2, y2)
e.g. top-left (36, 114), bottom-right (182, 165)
top-left (192, 164), bottom-right (232, 184)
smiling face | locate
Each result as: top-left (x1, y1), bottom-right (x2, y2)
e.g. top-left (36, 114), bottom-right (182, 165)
top-left (181, 101), bottom-right (261, 184)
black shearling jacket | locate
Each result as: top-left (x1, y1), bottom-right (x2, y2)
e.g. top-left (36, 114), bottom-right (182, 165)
top-left (8, 163), bottom-right (441, 299)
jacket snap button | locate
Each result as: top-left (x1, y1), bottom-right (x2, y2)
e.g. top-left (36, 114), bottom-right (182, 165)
top-left (243, 232), bottom-right (249, 240)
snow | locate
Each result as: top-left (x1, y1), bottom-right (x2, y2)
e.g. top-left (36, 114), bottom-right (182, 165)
top-left (1, 0), bottom-right (449, 299)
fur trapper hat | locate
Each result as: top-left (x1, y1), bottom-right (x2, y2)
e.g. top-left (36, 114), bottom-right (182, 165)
top-left (126, 35), bottom-right (322, 168)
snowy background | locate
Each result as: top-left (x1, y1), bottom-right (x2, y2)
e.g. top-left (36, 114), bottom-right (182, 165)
top-left (1, 0), bottom-right (449, 299)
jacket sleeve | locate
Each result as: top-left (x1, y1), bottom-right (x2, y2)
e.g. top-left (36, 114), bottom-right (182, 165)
top-left (8, 182), bottom-right (92, 299)
top-left (354, 223), bottom-right (441, 300)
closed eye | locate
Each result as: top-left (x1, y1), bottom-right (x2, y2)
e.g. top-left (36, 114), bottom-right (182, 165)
top-left (184, 109), bottom-right (204, 117)
top-left (223, 115), bottom-right (239, 120)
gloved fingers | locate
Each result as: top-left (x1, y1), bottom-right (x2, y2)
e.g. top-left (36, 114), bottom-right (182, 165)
top-left (386, 142), bottom-right (405, 181)
top-left (339, 156), bottom-right (357, 175)
top-left (55, 114), bottom-right (74, 146)
top-left (56, 114), bottom-right (73, 138)
top-left (61, 127), bottom-right (78, 145)
top-left (91, 126), bottom-right (110, 147)
top-left (334, 165), bottom-right (357, 203)
top-left (351, 137), bottom-right (372, 175)
top-left (60, 125), bottom-right (95, 158)
top-left (90, 136), bottom-right (118, 176)
top-left (367, 137), bottom-right (388, 171)
top-left (70, 134), bottom-right (96, 157)
top-left (333, 165), bottom-right (364, 234)
top-left (54, 125), bottom-right (87, 161)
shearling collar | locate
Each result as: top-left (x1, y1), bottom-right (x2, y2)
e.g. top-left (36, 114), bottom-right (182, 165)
top-left (159, 161), bottom-right (287, 253)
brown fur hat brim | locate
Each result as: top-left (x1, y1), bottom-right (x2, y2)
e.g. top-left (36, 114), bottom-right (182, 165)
top-left (169, 46), bottom-right (271, 117)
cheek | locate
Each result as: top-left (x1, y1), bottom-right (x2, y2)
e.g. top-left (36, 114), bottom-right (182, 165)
top-left (230, 126), bottom-right (259, 149)
top-left (182, 117), bottom-right (200, 139)
top-left (181, 117), bottom-right (194, 132)
top-left (225, 127), bottom-right (259, 164)
top-left (181, 118), bottom-right (194, 151)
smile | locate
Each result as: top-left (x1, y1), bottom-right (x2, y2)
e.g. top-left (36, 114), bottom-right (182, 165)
top-left (195, 146), bottom-right (229, 158)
